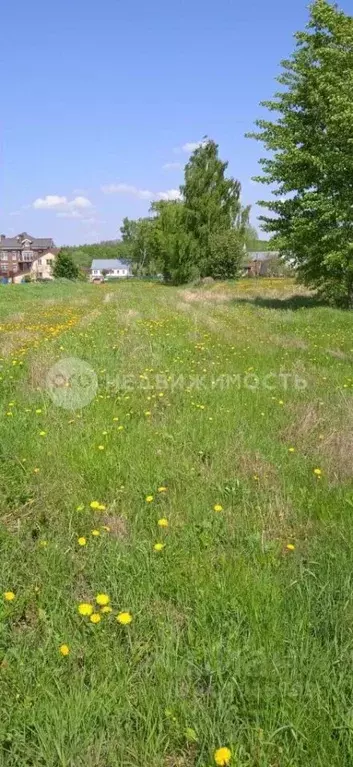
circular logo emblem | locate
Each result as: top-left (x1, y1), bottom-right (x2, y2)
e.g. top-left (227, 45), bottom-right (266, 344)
top-left (46, 357), bottom-right (97, 410)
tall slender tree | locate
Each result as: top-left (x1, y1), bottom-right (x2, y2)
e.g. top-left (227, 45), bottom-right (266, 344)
top-left (248, 0), bottom-right (353, 306)
top-left (181, 139), bottom-right (242, 273)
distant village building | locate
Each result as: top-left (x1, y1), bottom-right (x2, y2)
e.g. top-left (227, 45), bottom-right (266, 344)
top-left (0, 232), bottom-right (57, 280)
top-left (245, 251), bottom-right (280, 277)
top-left (90, 259), bottom-right (132, 281)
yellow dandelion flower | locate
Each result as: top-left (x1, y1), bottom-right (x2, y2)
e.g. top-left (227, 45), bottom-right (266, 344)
top-left (157, 486), bottom-right (167, 493)
top-left (145, 495), bottom-right (154, 503)
top-left (214, 746), bottom-right (232, 766)
top-left (97, 445), bottom-right (105, 451)
top-left (112, 417), bottom-right (119, 421)
top-left (144, 410), bottom-right (151, 416)
top-left (116, 611), bottom-right (132, 625)
top-left (117, 425), bottom-right (124, 431)
top-left (3, 591), bottom-right (15, 601)
top-left (102, 525), bottom-right (110, 532)
top-left (76, 504), bottom-right (85, 511)
top-left (95, 593), bottom-right (110, 606)
top-left (59, 644), bottom-right (70, 656)
top-left (286, 543), bottom-right (295, 551)
top-left (35, 409), bottom-right (42, 414)
top-left (214, 504), bottom-right (223, 512)
top-left (90, 613), bottom-right (101, 624)
top-left (314, 468), bottom-right (322, 476)
top-left (101, 605), bottom-right (113, 614)
top-left (77, 536), bottom-right (87, 546)
top-left (39, 539), bottom-right (48, 547)
top-left (78, 603), bottom-right (93, 616)
top-left (158, 518), bottom-right (168, 528)
top-left (288, 447), bottom-right (295, 453)
top-left (91, 529), bottom-right (100, 537)
top-left (33, 468), bottom-right (40, 474)
top-left (154, 542), bottom-right (165, 552)
top-left (39, 431), bottom-right (46, 437)
top-left (90, 501), bottom-right (106, 510)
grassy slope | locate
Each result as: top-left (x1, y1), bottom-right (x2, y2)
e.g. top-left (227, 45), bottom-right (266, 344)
top-left (1, 278), bottom-right (353, 767)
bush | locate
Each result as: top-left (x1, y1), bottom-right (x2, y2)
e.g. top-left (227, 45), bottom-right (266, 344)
top-left (207, 230), bottom-right (244, 279)
top-left (53, 251), bottom-right (79, 280)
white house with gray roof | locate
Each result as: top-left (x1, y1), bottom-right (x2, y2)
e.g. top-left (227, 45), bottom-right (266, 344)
top-left (90, 258), bottom-right (132, 281)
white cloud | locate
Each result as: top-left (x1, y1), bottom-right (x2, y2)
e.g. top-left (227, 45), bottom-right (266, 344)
top-left (56, 210), bottom-right (83, 219)
top-left (182, 141), bottom-right (203, 152)
top-left (157, 189), bottom-right (182, 201)
top-left (33, 195), bottom-right (67, 209)
top-left (101, 183), bottom-right (181, 202)
top-left (101, 183), bottom-right (154, 200)
top-left (173, 140), bottom-right (207, 155)
top-left (32, 194), bottom-right (92, 218)
top-left (162, 162), bottom-right (183, 171)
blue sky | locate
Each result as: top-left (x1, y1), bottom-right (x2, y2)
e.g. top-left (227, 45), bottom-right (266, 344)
top-left (2, 0), bottom-right (351, 245)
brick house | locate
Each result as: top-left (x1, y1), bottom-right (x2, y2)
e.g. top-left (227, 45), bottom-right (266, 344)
top-left (0, 232), bottom-right (56, 280)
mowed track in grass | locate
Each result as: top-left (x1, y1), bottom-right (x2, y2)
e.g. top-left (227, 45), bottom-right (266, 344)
top-left (1, 278), bottom-right (353, 767)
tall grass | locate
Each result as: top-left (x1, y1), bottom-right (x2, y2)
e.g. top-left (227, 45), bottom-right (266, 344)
top-left (0, 279), bottom-right (353, 766)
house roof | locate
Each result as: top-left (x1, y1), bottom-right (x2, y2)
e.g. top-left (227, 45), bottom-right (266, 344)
top-left (249, 251), bottom-right (279, 262)
top-left (0, 233), bottom-right (54, 250)
top-left (91, 259), bottom-right (131, 270)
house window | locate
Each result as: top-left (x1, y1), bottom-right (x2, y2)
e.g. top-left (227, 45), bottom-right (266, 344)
top-left (22, 250), bottom-right (33, 262)
top-left (46, 259), bottom-right (53, 266)
top-left (37, 259), bottom-right (42, 266)
top-left (0, 263), bottom-right (7, 271)
top-left (12, 264), bottom-right (18, 272)
top-left (0, 253), bottom-right (8, 261)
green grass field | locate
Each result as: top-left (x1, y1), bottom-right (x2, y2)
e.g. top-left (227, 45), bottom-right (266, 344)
top-left (1, 278), bottom-right (353, 767)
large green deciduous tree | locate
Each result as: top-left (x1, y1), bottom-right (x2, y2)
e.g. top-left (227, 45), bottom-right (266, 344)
top-left (248, 0), bottom-right (353, 306)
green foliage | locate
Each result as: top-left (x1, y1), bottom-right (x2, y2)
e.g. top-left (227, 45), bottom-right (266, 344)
top-left (117, 139), bottom-right (254, 284)
top-left (53, 250), bottom-right (79, 280)
top-left (120, 216), bottom-right (157, 275)
top-left (248, 0), bottom-right (353, 306)
top-left (181, 139), bottom-right (243, 272)
top-left (248, 239), bottom-right (272, 252)
top-left (149, 200), bottom-right (199, 284)
top-left (208, 229), bottom-right (245, 279)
